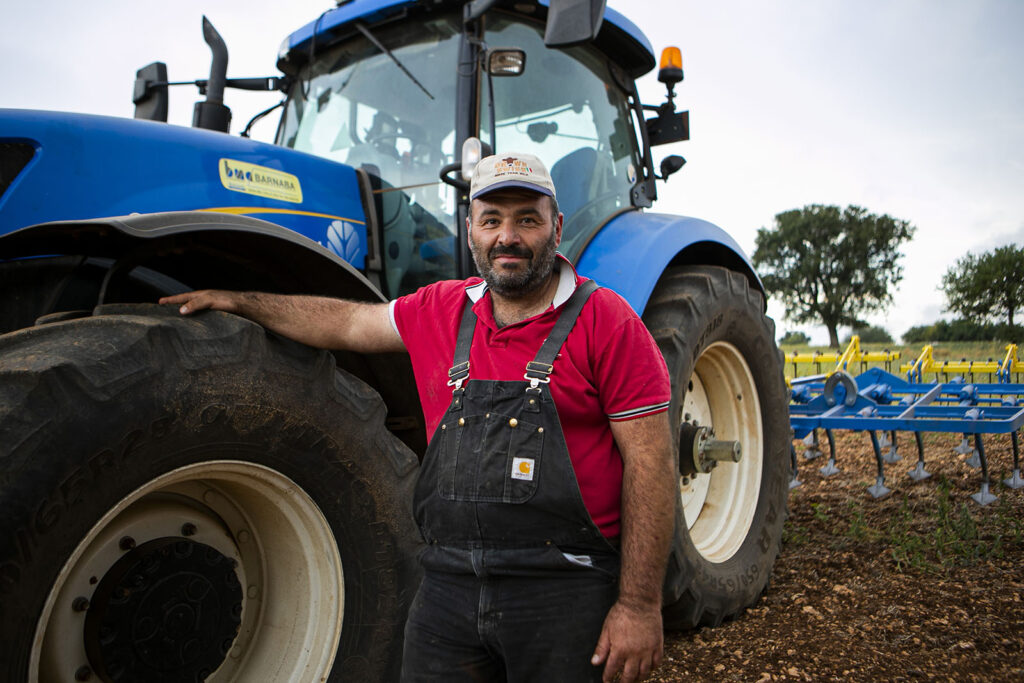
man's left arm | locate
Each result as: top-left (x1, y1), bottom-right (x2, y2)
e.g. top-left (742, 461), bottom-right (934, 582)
top-left (591, 410), bottom-right (676, 682)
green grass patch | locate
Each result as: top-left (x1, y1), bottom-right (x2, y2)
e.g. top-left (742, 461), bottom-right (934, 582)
top-left (787, 478), bottom-right (1024, 573)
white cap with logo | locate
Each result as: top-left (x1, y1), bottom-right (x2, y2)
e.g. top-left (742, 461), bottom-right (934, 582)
top-left (469, 153), bottom-right (556, 200)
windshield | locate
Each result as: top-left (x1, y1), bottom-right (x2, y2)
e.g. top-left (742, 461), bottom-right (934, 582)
top-left (278, 14), bottom-right (461, 297)
top-left (482, 13), bottom-right (643, 261)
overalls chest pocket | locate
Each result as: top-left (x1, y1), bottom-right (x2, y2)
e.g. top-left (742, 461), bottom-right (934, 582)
top-left (435, 408), bottom-right (545, 504)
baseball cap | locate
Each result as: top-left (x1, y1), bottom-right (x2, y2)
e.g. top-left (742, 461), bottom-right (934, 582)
top-left (469, 152), bottom-right (556, 200)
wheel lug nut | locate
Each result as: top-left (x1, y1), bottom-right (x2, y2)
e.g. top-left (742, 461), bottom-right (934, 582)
top-left (72, 596), bottom-right (90, 612)
top-left (181, 522), bottom-right (197, 537)
top-left (119, 536), bottom-right (136, 551)
top-left (75, 665), bottom-right (92, 681)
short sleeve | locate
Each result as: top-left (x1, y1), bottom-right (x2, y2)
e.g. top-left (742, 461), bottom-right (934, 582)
top-left (589, 293), bottom-right (671, 421)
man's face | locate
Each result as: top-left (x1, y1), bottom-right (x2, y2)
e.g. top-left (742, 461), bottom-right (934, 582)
top-left (467, 188), bottom-right (563, 299)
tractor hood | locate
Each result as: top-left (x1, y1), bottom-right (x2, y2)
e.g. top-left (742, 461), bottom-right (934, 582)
top-left (0, 109), bottom-right (373, 269)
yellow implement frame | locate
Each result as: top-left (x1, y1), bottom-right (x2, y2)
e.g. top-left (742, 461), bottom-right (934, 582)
top-left (901, 343), bottom-right (1023, 381)
top-left (785, 336), bottom-right (900, 385)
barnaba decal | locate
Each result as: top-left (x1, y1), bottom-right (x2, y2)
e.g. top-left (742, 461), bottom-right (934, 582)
top-left (219, 158), bottom-right (303, 203)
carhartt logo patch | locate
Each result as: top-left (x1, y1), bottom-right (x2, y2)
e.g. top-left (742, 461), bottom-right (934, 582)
top-left (511, 457), bottom-right (535, 481)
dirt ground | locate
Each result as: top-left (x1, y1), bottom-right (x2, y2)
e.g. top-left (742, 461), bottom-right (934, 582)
top-left (656, 430), bottom-right (1024, 682)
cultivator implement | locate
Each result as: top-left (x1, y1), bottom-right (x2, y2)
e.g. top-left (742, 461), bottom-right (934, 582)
top-left (787, 339), bottom-right (1024, 506)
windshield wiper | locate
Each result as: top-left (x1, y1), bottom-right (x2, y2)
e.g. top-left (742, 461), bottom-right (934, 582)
top-left (353, 22), bottom-right (435, 100)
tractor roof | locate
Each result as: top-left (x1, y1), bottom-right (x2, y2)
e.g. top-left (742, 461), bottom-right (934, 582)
top-left (277, 0), bottom-right (655, 77)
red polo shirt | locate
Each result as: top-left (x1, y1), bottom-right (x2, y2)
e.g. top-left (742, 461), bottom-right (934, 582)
top-left (390, 257), bottom-right (671, 537)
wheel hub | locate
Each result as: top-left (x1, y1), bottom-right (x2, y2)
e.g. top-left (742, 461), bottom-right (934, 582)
top-left (84, 538), bottom-right (242, 682)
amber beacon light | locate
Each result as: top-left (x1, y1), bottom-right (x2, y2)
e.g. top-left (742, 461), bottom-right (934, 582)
top-left (658, 46), bottom-right (684, 84)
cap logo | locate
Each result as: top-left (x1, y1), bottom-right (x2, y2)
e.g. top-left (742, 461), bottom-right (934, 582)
top-left (493, 157), bottom-right (532, 178)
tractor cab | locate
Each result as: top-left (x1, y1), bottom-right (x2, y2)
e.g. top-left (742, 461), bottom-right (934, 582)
top-left (274, 0), bottom-right (684, 297)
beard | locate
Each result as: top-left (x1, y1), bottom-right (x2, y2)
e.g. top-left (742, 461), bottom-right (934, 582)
top-left (469, 229), bottom-right (558, 299)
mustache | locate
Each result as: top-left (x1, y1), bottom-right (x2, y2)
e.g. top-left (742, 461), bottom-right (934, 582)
top-left (489, 244), bottom-right (533, 260)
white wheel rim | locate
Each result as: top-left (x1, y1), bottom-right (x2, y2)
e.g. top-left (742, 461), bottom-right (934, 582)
top-left (31, 461), bottom-right (344, 682)
top-left (680, 341), bottom-right (763, 562)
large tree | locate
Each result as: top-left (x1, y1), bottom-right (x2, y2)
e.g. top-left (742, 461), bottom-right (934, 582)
top-left (941, 244), bottom-right (1024, 326)
top-left (752, 204), bottom-right (915, 348)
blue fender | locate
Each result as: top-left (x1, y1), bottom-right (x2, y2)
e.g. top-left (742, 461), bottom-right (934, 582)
top-left (574, 211), bottom-right (763, 315)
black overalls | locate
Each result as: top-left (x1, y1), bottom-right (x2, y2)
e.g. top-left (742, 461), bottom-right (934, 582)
top-left (401, 280), bottom-right (621, 682)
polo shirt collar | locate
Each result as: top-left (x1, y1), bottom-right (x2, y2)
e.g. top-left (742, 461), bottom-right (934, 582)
top-left (465, 253), bottom-right (580, 308)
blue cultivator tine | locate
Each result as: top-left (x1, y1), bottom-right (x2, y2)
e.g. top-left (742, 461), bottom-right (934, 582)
top-left (878, 431), bottom-right (892, 450)
top-left (803, 428), bottom-right (824, 460)
top-left (819, 429), bottom-right (840, 477)
top-left (907, 432), bottom-right (931, 481)
top-left (1005, 431), bottom-right (1024, 490)
top-left (972, 482), bottom-right (998, 506)
top-left (970, 434), bottom-right (998, 506)
top-left (954, 434), bottom-right (973, 456)
top-left (866, 431), bottom-right (892, 499)
top-left (789, 443), bottom-right (802, 489)
top-left (883, 430), bottom-right (902, 464)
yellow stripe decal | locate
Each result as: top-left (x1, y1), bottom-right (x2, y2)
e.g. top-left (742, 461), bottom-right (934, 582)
top-left (198, 207), bottom-right (365, 225)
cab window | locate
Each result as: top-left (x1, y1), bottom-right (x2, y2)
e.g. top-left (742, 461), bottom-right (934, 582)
top-left (481, 14), bottom-right (643, 260)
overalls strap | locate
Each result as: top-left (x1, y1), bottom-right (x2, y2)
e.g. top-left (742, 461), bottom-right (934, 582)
top-left (524, 279), bottom-right (599, 387)
top-left (447, 278), bottom-right (600, 391)
top-left (447, 298), bottom-right (477, 390)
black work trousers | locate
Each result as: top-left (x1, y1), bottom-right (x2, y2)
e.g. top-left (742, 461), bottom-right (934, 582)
top-left (400, 568), bottom-right (617, 682)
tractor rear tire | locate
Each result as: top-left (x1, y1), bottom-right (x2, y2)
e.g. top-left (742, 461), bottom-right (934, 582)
top-left (643, 266), bottom-right (790, 629)
top-left (0, 304), bottom-right (422, 682)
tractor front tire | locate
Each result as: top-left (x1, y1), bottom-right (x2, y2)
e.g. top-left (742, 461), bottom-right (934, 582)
top-left (0, 304), bottom-right (421, 682)
top-left (643, 266), bottom-right (790, 629)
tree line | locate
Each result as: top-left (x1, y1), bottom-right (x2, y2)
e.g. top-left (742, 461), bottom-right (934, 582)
top-left (753, 205), bottom-right (1024, 347)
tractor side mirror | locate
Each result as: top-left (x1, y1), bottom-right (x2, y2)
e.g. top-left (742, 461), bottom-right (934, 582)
top-left (544, 0), bottom-right (606, 47)
top-left (133, 62), bottom-right (169, 122)
top-left (658, 155), bottom-right (686, 181)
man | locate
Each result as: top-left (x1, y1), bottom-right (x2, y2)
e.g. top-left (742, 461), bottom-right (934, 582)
top-left (161, 152), bottom-right (676, 682)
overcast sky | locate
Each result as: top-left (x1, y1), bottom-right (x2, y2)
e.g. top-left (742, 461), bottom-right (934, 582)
top-left (5, 1), bottom-right (1023, 345)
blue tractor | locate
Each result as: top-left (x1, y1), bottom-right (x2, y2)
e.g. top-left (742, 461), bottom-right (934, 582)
top-left (0, 1), bottom-right (789, 680)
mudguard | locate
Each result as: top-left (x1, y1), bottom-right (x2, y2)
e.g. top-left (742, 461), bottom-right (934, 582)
top-left (575, 211), bottom-right (764, 315)
top-left (0, 211), bottom-right (384, 302)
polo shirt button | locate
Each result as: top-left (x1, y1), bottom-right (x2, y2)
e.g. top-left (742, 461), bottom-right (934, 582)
top-left (508, 418), bottom-right (518, 428)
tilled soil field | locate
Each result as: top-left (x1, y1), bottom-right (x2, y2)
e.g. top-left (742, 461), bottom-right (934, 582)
top-left (657, 430), bottom-right (1024, 682)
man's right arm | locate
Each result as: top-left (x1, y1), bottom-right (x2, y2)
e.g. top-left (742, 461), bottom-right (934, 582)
top-left (159, 290), bottom-right (404, 353)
